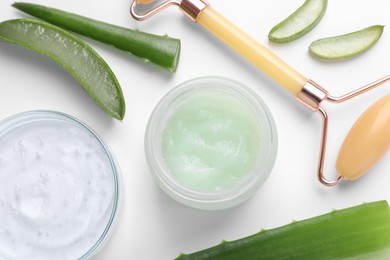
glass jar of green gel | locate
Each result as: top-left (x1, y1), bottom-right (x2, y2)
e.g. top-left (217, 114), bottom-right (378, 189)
top-left (145, 77), bottom-right (278, 210)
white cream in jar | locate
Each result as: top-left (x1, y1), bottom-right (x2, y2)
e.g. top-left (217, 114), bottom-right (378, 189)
top-left (0, 111), bottom-right (120, 260)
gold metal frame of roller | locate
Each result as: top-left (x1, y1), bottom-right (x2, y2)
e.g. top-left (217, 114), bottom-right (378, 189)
top-left (130, 0), bottom-right (390, 187)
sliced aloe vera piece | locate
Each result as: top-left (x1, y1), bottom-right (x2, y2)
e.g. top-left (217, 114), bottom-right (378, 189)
top-left (177, 201), bottom-right (390, 259)
top-left (0, 18), bottom-right (125, 120)
top-left (268, 0), bottom-right (327, 43)
top-left (309, 25), bottom-right (384, 60)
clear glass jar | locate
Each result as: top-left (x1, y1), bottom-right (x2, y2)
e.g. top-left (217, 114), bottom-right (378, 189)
top-left (0, 110), bottom-right (121, 259)
top-left (145, 77), bottom-right (278, 210)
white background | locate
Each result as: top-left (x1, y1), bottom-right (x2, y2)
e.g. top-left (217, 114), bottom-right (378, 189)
top-left (1, 0), bottom-right (390, 259)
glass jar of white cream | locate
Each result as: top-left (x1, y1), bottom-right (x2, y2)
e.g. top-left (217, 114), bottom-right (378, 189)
top-left (0, 111), bottom-right (121, 259)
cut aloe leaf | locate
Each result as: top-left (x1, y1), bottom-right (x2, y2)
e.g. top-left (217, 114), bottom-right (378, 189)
top-left (268, 0), bottom-right (327, 43)
top-left (0, 18), bottom-right (125, 120)
top-left (309, 25), bottom-right (384, 60)
top-left (12, 2), bottom-right (181, 72)
top-left (177, 201), bottom-right (390, 259)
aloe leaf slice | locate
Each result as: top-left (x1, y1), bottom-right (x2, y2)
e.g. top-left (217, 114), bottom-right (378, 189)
top-left (0, 18), bottom-right (125, 120)
top-left (268, 0), bottom-right (327, 43)
top-left (309, 25), bottom-right (384, 60)
top-left (177, 201), bottom-right (390, 259)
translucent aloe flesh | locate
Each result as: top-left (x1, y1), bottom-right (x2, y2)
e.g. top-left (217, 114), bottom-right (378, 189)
top-left (0, 19), bottom-right (125, 120)
top-left (13, 2), bottom-right (181, 72)
top-left (268, 0), bottom-right (327, 43)
top-left (309, 25), bottom-right (384, 60)
top-left (177, 201), bottom-right (390, 259)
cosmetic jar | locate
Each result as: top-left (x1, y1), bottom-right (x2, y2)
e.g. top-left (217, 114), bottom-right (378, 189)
top-left (145, 77), bottom-right (278, 210)
top-left (0, 111), bottom-right (121, 259)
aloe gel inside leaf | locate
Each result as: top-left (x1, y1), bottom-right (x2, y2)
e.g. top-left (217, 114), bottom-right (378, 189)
top-left (0, 19), bottom-right (125, 119)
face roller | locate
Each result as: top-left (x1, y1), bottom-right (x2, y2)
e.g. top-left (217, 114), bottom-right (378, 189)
top-left (130, 0), bottom-right (390, 186)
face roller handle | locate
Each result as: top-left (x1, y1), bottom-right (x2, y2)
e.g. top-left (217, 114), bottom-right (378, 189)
top-left (196, 5), bottom-right (308, 96)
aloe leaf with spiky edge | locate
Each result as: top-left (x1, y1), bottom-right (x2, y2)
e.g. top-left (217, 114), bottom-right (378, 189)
top-left (177, 201), bottom-right (390, 259)
top-left (12, 2), bottom-right (181, 72)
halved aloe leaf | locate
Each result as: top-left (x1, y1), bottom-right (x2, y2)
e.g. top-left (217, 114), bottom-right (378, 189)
top-left (268, 0), bottom-right (327, 43)
top-left (309, 25), bottom-right (384, 60)
top-left (0, 18), bottom-right (125, 120)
